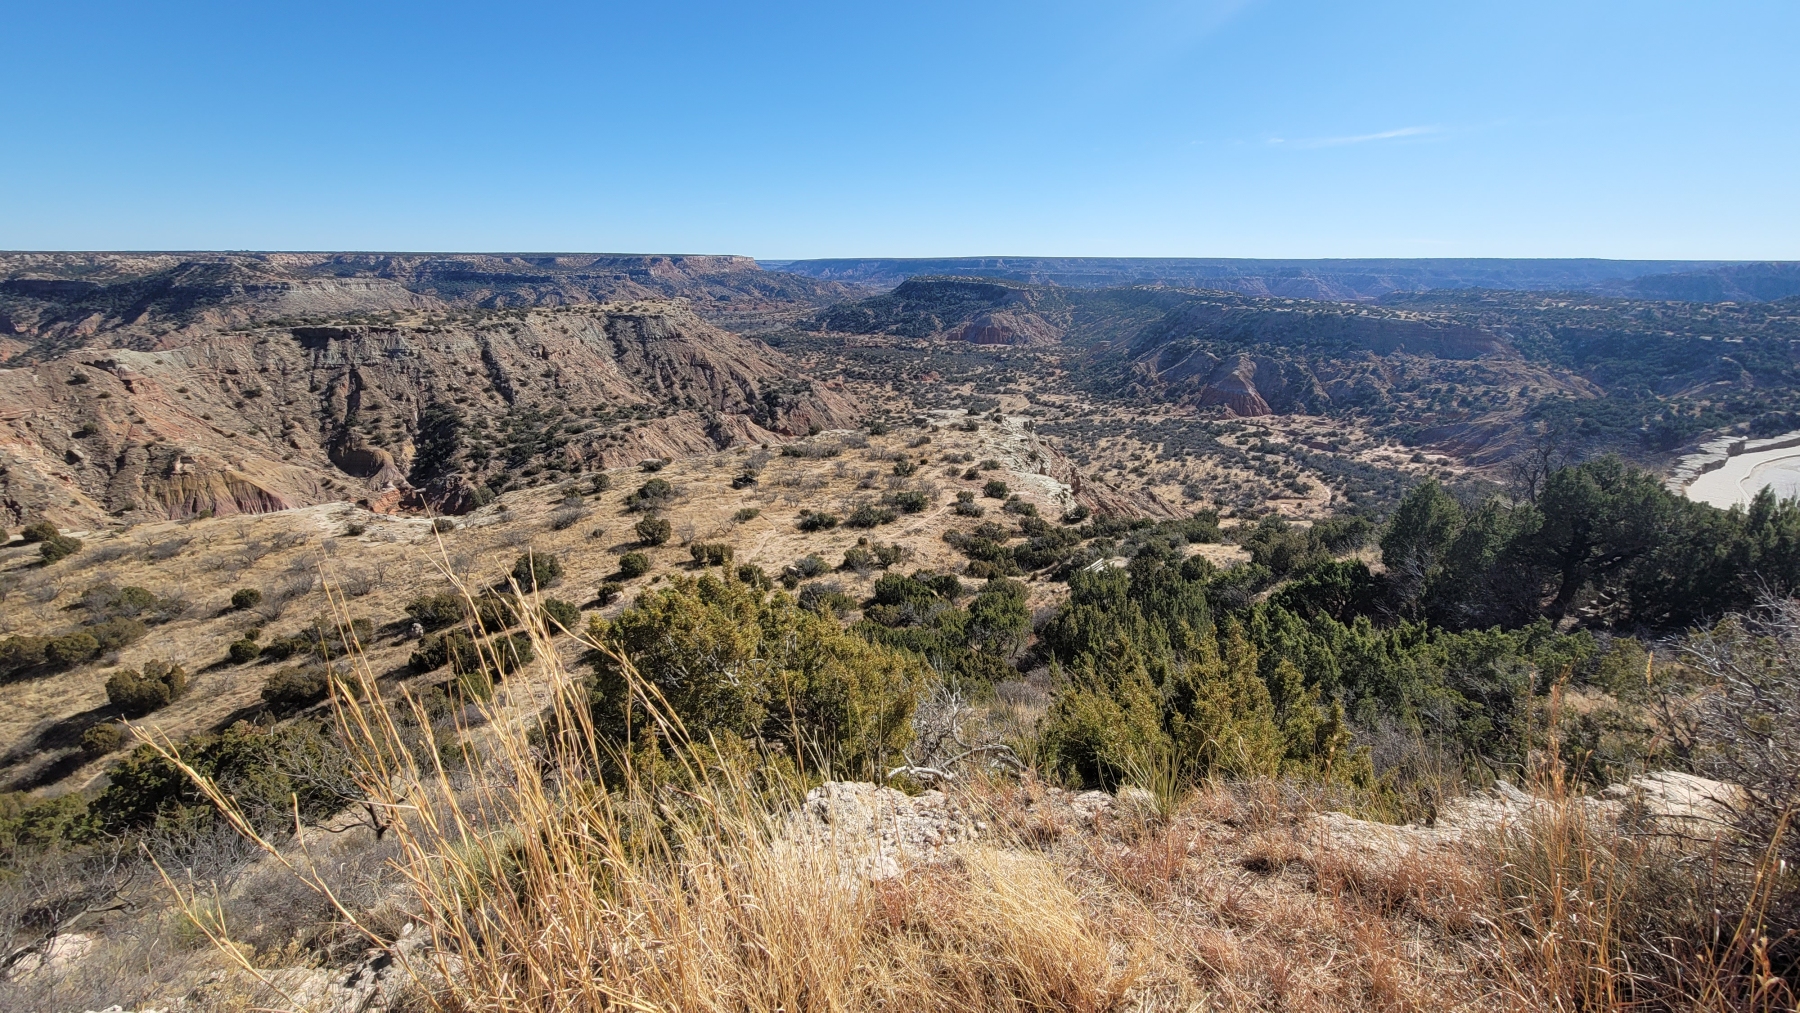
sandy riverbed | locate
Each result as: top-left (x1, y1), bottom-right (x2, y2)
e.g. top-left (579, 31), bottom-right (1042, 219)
top-left (1684, 444), bottom-right (1800, 508)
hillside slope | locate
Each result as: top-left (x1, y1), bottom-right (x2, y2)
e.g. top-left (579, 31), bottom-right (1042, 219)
top-left (0, 252), bottom-right (855, 362)
top-left (0, 302), bottom-right (856, 529)
top-left (812, 277), bottom-right (1800, 467)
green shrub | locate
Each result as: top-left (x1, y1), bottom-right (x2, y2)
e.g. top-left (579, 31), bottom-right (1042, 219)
top-left (304, 616), bottom-right (374, 657)
top-left (892, 457), bottom-right (917, 477)
top-left (967, 577), bottom-right (1031, 656)
top-left (511, 551), bottom-right (564, 590)
top-left (685, 543), bottom-right (730, 568)
top-left (473, 593), bottom-right (519, 631)
top-left (626, 477), bottom-right (674, 511)
top-left (1062, 505), bottom-right (1091, 524)
top-left (105, 661), bottom-right (188, 717)
top-left (228, 638), bottom-right (262, 664)
top-left (19, 521), bottom-right (58, 544)
top-left (259, 633), bottom-right (313, 661)
top-left (0, 791), bottom-right (88, 856)
top-left (982, 479), bottom-right (1009, 499)
top-left (619, 551), bottom-right (651, 578)
top-left (79, 584), bottom-right (165, 621)
top-left (797, 510), bottom-right (839, 532)
top-left (81, 721), bottom-right (126, 756)
top-left (867, 420), bottom-right (890, 436)
top-left (588, 473), bottom-right (612, 493)
top-left (736, 564), bottom-right (772, 590)
top-left (88, 617), bottom-right (148, 652)
top-left (596, 581), bottom-right (625, 605)
top-left (590, 573), bottom-right (928, 777)
top-left (230, 587), bottom-right (264, 610)
top-left (798, 583), bottom-right (858, 616)
top-left (487, 631), bottom-right (535, 676)
top-left (261, 666), bottom-right (329, 712)
top-left (87, 720), bottom-right (347, 837)
top-left (1002, 497), bottom-right (1038, 517)
top-left (887, 490), bottom-right (929, 514)
top-left (411, 629), bottom-right (475, 673)
top-left (842, 539), bottom-right (902, 572)
top-left (541, 597), bottom-right (581, 630)
top-left (39, 534), bottom-right (83, 563)
top-left (432, 517), bottom-right (457, 533)
top-left (0, 636), bottom-right (48, 679)
top-left (44, 632), bottom-right (100, 667)
top-left (635, 514), bottom-right (672, 546)
top-left (406, 591), bottom-right (467, 631)
top-left (846, 503), bottom-right (897, 528)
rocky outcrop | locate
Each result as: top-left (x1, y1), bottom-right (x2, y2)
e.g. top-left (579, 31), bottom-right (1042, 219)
top-left (953, 310), bottom-right (1060, 346)
top-left (1194, 355), bottom-right (1273, 416)
top-left (1315, 771), bottom-right (1742, 869)
top-left (788, 781), bottom-right (986, 879)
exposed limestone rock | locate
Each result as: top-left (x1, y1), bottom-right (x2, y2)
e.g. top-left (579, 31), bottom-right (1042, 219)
top-left (788, 781), bottom-right (985, 879)
top-left (1314, 771), bottom-right (1742, 871)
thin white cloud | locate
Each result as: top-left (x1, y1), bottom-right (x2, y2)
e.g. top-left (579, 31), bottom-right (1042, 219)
top-left (1269, 125), bottom-right (1439, 149)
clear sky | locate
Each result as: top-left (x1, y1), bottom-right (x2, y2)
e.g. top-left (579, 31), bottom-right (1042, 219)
top-left (2, 1), bottom-right (1795, 259)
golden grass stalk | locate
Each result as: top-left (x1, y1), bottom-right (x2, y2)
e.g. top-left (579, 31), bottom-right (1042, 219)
top-left (145, 558), bottom-right (1134, 1012)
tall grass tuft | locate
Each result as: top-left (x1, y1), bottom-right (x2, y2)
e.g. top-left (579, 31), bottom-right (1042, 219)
top-left (143, 562), bottom-right (1136, 1012)
top-left (1487, 682), bottom-right (1796, 1013)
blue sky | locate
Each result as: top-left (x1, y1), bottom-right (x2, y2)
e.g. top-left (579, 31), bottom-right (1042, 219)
top-left (2, 1), bottom-right (1795, 259)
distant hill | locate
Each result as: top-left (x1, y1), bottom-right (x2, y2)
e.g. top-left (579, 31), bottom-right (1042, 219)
top-left (810, 275), bottom-right (1800, 465)
top-left (0, 252), bottom-right (854, 360)
top-left (769, 257), bottom-right (1800, 303)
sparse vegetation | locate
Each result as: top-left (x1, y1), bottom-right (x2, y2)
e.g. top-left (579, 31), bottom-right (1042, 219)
top-left (38, 532), bottom-right (82, 564)
top-left (12, 258), bottom-right (1800, 1012)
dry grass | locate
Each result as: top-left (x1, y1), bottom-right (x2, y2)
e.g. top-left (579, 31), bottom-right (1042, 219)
top-left (0, 421), bottom-right (1081, 797)
top-left (123, 570), bottom-right (1775, 1013)
top-left (29, 568), bottom-right (1783, 1013)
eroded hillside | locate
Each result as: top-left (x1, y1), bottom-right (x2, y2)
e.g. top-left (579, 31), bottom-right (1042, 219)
top-left (0, 303), bottom-right (855, 527)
